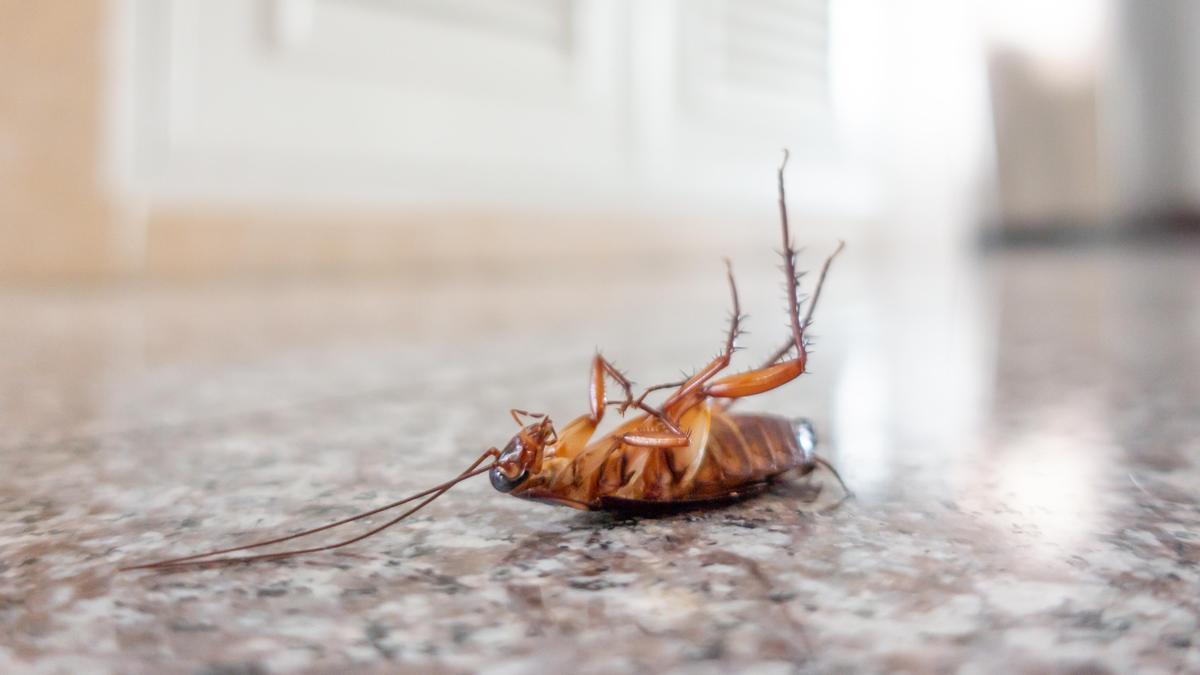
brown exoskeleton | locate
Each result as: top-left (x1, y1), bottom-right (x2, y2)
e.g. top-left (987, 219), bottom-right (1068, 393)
top-left (122, 151), bottom-right (846, 571)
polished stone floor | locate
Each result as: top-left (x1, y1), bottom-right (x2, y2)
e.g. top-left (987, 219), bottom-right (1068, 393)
top-left (1, 244), bottom-right (1197, 673)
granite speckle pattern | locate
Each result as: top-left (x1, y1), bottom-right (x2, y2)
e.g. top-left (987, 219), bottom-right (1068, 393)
top-left (1, 247), bottom-right (1198, 673)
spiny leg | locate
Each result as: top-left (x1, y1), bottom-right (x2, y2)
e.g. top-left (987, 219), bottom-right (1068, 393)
top-left (620, 429), bottom-right (691, 448)
top-left (777, 149), bottom-right (806, 364)
top-left (603, 262), bottom-right (742, 445)
top-left (548, 356), bottom-right (642, 464)
top-left (707, 241), bottom-right (844, 400)
top-left (658, 259), bottom-right (744, 419)
top-left (588, 354), bottom-right (690, 449)
top-left (758, 238), bottom-right (846, 371)
top-left (590, 354), bottom-right (683, 435)
top-left (510, 408), bottom-right (546, 426)
top-left (709, 151), bottom-right (844, 403)
top-left (627, 378), bottom-right (688, 411)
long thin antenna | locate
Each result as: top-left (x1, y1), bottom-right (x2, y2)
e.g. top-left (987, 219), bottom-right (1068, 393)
top-left (120, 450), bottom-right (497, 571)
top-left (814, 457), bottom-right (852, 498)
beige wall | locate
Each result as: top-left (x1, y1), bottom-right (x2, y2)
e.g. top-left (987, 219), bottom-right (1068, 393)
top-left (0, 2), bottom-right (451, 281)
top-left (0, 1), bottom-right (127, 280)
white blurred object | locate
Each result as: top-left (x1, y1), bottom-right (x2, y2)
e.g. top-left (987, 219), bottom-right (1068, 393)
top-left (830, 0), bottom-right (995, 250)
top-left (1109, 0), bottom-right (1200, 224)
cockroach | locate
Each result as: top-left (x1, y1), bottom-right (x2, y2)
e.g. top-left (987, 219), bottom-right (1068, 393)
top-left (121, 151), bottom-right (847, 572)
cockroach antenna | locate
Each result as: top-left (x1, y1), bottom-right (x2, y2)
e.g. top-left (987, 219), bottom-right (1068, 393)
top-left (120, 453), bottom-right (499, 571)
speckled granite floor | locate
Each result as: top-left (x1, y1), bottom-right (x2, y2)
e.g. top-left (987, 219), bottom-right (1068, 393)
top-left (1, 245), bottom-right (1198, 674)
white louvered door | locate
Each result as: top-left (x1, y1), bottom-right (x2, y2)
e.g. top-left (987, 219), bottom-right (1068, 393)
top-left (117, 0), bottom-right (858, 216)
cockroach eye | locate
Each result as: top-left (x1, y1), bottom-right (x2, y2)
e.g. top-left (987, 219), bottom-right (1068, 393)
top-left (490, 437), bottom-right (530, 493)
top-left (490, 466), bottom-right (528, 493)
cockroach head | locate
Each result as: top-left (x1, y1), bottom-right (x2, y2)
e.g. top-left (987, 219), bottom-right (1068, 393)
top-left (490, 417), bottom-right (556, 493)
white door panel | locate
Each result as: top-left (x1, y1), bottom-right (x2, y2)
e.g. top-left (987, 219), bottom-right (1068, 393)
top-left (116, 0), bottom-right (860, 215)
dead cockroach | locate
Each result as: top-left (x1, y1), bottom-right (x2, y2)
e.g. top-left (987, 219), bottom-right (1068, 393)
top-left (121, 151), bottom-right (846, 572)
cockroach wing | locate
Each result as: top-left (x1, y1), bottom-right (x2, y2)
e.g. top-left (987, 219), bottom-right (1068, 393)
top-left (675, 402), bottom-right (714, 486)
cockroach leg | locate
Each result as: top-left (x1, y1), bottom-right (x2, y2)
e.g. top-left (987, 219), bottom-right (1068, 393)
top-left (777, 150), bottom-right (807, 365)
top-left (631, 401), bottom-right (685, 436)
top-left (703, 360), bottom-right (806, 399)
top-left (757, 240), bottom-right (847, 372)
top-left (621, 429), bottom-right (690, 448)
top-left (712, 240), bottom-right (844, 408)
top-left (591, 353), bottom-right (682, 436)
top-left (628, 379), bottom-right (687, 409)
top-left (590, 353), bottom-right (633, 424)
top-left (510, 409), bottom-right (547, 426)
top-left (716, 151), bottom-right (844, 411)
top-left (660, 260), bottom-right (743, 418)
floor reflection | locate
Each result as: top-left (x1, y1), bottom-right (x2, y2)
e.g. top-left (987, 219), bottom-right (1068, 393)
top-left (831, 244), bottom-right (1199, 560)
top-left (831, 249), bottom-right (995, 501)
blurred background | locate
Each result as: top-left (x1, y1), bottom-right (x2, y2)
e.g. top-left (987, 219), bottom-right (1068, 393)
top-left (5, 0), bottom-right (1197, 282)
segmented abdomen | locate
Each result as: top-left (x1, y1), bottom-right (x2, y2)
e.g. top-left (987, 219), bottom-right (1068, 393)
top-left (541, 410), bottom-right (807, 507)
top-left (691, 412), bottom-right (806, 492)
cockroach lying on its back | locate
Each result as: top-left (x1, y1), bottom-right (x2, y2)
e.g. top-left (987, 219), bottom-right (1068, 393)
top-left (121, 152), bottom-right (847, 572)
